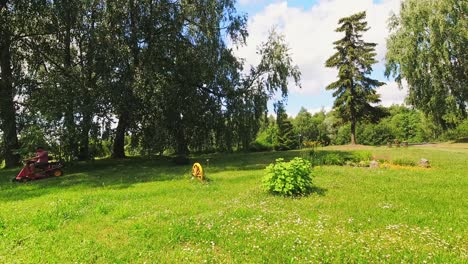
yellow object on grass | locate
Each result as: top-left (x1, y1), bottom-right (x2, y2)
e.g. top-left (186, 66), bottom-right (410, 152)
top-left (192, 163), bottom-right (204, 181)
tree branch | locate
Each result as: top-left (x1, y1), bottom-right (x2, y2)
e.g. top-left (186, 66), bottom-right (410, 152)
top-left (0, 0), bottom-right (7, 11)
top-left (12, 32), bottom-right (56, 42)
top-left (20, 38), bottom-right (81, 83)
top-left (197, 85), bottom-right (225, 98)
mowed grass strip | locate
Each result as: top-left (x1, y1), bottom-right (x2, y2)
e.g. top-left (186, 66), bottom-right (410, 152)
top-left (0, 144), bottom-right (467, 263)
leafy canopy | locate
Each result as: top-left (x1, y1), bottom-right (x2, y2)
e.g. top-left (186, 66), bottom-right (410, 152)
top-left (385, 0), bottom-right (467, 130)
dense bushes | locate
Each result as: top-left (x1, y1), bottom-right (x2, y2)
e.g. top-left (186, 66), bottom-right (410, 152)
top-left (392, 158), bottom-right (416, 166)
top-left (441, 119), bottom-right (468, 141)
top-left (308, 150), bottom-right (372, 166)
top-left (249, 139), bottom-right (273, 152)
top-left (263, 158), bottom-right (314, 196)
top-left (251, 105), bottom-right (445, 149)
top-left (358, 122), bottom-right (393, 145)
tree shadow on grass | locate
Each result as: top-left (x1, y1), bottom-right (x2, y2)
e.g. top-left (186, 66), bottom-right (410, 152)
top-left (0, 150), bottom-right (347, 202)
top-left (0, 157), bottom-right (190, 202)
top-left (453, 137), bottom-right (468, 143)
top-left (309, 186), bottom-right (328, 196)
top-left (268, 186), bottom-right (328, 199)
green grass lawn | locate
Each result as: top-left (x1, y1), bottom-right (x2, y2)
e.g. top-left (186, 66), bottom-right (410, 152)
top-left (0, 144), bottom-right (467, 263)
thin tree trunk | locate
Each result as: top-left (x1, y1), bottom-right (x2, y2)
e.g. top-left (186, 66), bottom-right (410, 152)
top-left (350, 120), bottom-right (356, 145)
top-left (0, 21), bottom-right (20, 167)
top-left (78, 112), bottom-right (92, 160)
top-left (350, 82), bottom-right (357, 145)
top-left (176, 128), bottom-right (189, 156)
top-left (62, 4), bottom-right (79, 160)
top-left (112, 112), bottom-right (127, 158)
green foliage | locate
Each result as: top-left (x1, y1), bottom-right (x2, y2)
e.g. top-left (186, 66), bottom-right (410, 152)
top-left (225, 29), bottom-right (301, 151)
top-left (0, 137), bottom-right (3, 163)
top-left (255, 104), bottom-right (447, 149)
top-left (17, 125), bottom-right (49, 158)
top-left (253, 116), bottom-right (278, 151)
top-left (249, 139), bottom-right (274, 152)
top-left (325, 11), bottom-right (385, 144)
top-left (386, 0), bottom-right (467, 130)
top-left (293, 108), bottom-right (330, 146)
top-left (263, 158), bottom-right (314, 196)
top-left (333, 124), bottom-right (351, 145)
top-left (351, 151), bottom-right (373, 162)
top-left (323, 105), bottom-right (437, 146)
top-left (454, 119), bottom-right (468, 139)
top-left (276, 102), bottom-right (298, 151)
top-left (358, 122), bottom-right (394, 145)
top-left (90, 139), bottom-right (112, 158)
top-left (392, 158), bottom-right (416, 166)
top-left (1, 0), bottom-right (303, 162)
top-left (293, 108), bottom-right (315, 141)
top-left (441, 119), bottom-right (468, 141)
top-left (308, 150), bottom-right (372, 166)
top-left (321, 153), bottom-right (345, 166)
top-left (254, 29), bottom-right (302, 98)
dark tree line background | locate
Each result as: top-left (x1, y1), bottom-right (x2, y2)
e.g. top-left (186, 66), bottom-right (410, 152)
top-left (0, 0), bottom-right (300, 167)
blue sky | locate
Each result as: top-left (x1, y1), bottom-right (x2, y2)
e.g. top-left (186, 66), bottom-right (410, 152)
top-left (234, 0), bottom-right (405, 116)
top-left (237, 0), bottom-right (318, 14)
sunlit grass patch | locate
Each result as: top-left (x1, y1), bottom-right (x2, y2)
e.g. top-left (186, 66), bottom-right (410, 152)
top-left (379, 162), bottom-right (431, 171)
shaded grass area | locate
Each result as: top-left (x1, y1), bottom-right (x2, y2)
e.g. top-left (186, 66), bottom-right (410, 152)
top-left (0, 144), bottom-right (467, 263)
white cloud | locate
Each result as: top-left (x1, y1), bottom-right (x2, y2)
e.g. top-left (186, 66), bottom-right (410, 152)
top-left (308, 106), bottom-right (332, 115)
top-left (376, 81), bottom-right (408, 107)
top-left (238, 0), bottom-right (267, 5)
top-left (234, 0), bottom-right (403, 104)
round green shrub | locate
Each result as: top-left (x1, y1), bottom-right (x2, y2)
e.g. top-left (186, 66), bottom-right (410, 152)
top-left (262, 157), bottom-right (314, 196)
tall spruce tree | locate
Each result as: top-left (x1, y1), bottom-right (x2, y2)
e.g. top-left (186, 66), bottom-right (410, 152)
top-left (325, 11), bottom-right (384, 145)
top-left (275, 102), bottom-right (296, 151)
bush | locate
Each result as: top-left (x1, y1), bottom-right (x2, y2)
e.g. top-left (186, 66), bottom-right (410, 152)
top-left (441, 119), bottom-right (468, 141)
top-left (392, 158), bottom-right (416, 166)
top-left (351, 151), bottom-right (372, 162)
top-left (263, 158), bottom-right (314, 196)
top-left (333, 124), bottom-right (351, 145)
top-left (308, 151), bottom-right (346, 166)
top-left (302, 141), bottom-right (320, 148)
top-left (249, 139), bottom-right (273, 152)
top-left (456, 119), bottom-right (468, 138)
top-left (321, 153), bottom-right (345, 165)
top-left (308, 150), bottom-right (372, 167)
top-left (358, 122), bottom-right (394, 146)
top-left (90, 139), bottom-right (112, 158)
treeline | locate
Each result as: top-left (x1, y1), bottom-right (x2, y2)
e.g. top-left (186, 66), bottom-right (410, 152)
top-left (0, 0), bottom-right (466, 166)
top-left (0, 0), bottom-right (300, 166)
top-left (251, 105), bottom-right (468, 151)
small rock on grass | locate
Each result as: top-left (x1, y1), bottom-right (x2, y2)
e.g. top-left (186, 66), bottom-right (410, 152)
top-left (370, 160), bottom-right (379, 168)
top-left (419, 158), bottom-right (430, 168)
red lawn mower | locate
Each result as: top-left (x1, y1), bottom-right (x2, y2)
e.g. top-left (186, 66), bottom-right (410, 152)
top-left (13, 159), bottom-right (64, 182)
